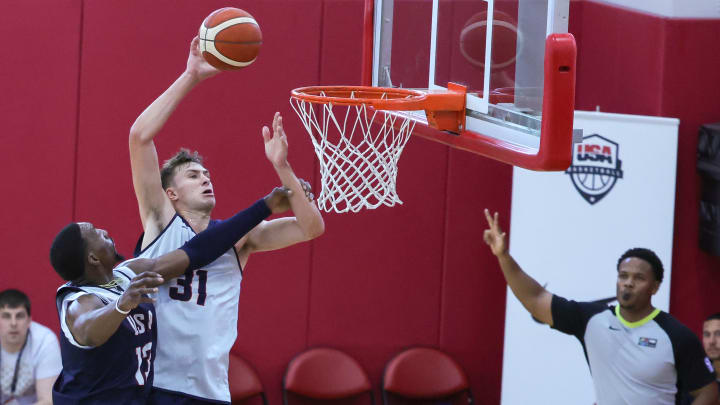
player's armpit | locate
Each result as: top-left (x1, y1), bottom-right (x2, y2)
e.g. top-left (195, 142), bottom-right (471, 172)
top-left (689, 380), bottom-right (719, 405)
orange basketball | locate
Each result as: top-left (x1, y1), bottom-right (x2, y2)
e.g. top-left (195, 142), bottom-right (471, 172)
top-left (198, 7), bottom-right (262, 70)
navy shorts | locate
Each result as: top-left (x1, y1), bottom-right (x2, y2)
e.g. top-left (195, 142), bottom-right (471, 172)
top-left (53, 387), bottom-right (148, 405)
top-left (148, 388), bottom-right (229, 405)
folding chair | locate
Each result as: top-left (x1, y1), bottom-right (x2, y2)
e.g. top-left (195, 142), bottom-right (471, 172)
top-left (382, 347), bottom-right (473, 405)
top-left (283, 347), bottom-right (375, 404)
top-left (229, 352), bottom-right (268, 405)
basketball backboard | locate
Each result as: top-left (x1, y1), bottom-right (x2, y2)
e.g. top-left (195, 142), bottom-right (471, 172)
top-left (362, 0), bottom-right (580, 170)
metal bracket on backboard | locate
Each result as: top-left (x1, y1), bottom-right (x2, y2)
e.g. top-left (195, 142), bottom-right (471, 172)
top-left (424, 82), bottom-right (467, 133)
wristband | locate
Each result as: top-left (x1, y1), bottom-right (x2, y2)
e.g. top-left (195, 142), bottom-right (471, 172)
top-left (115, 300), bottom-right (131, 315)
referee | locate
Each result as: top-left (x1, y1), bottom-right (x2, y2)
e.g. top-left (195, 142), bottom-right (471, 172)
top-left (483, 209), bottom-right (718, 405)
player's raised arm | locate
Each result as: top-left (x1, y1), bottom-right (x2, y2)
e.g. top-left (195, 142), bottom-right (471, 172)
top-left (483, 209), bottom-right (554, 326)
top-left (241, 112), bottom-right (325, 253)
top-left (129, 36), bottom-right (220, 233)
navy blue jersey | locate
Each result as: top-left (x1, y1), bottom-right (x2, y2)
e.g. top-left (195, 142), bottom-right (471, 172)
top-left (53, 266), bottom-right (157, 405)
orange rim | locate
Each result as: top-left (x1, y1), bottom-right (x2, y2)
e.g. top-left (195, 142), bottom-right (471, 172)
top-left (291, 84), bottom-right (467, 132)
top-left (291, 86), bottom-right (430, 111)
top-left (291, 85), bottom-right (466, 112)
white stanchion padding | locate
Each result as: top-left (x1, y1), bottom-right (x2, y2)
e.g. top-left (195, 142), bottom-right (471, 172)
top-left (290, 93), bottom-right (415, 213)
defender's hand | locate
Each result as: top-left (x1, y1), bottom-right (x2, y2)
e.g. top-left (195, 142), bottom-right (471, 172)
top-left (186, 36), bottom-right (221, 81)
top-left (483, 209), bottom-right (507, 257)
top-left (116, 272), bottom-right (163, 313)
top-left (263, 186), bottom-right (292, 214)
top-left (262, 112), bottom-right (289, 168)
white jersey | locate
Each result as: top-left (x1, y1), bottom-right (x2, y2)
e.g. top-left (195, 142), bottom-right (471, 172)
top-left (135, 214), bottom-right (242, 402)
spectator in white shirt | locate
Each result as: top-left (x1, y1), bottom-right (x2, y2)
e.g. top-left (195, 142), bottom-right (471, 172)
top-left (0, 289), bottom-right (61, 405)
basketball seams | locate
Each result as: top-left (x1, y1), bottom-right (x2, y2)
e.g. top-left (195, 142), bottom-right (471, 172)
top-left (198, 25), bottom-right (208, 53)
top-left (214, 22), bottom-right (262, 44)
top-left (204, 17), bottom-right (259, 40)
top-left (198, 8), bottom-right (262, 70)
top-left (205, 8), bottom-right (252, 28)
top-left (202, 39), bottom-right (257, 68)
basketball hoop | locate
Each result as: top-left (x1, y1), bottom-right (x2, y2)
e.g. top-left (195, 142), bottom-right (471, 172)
top-left (290, 85), bottom-right (466, 213)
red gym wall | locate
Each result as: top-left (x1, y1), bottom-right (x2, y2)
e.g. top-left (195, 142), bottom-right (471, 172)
top-left (0, 1), bottom-right (718, 404)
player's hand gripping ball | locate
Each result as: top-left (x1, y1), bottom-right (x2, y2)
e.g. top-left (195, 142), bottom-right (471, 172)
top-left (198, 7), bottom-right (262, 70)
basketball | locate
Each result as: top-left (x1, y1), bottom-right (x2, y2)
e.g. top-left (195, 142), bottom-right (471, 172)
top-left (198, 7), bottom-right (262, 70)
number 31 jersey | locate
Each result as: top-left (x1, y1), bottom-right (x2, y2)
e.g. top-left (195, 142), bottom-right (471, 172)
top-left (134, 214), bottom-right (243, 403)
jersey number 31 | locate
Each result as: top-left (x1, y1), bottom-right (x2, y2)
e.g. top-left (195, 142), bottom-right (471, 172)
top-left (169, 269), bottom-right (208, 305)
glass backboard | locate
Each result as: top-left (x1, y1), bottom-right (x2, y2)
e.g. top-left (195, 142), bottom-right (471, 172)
top-left (365, 0), bottom-right (580, 170)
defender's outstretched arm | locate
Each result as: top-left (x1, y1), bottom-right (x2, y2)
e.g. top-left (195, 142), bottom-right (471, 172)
top-left (67, 188), bottom-right (290, 347)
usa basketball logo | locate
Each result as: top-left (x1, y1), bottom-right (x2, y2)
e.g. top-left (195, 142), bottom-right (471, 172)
top-left (565, 134), bottom-right (624, 205)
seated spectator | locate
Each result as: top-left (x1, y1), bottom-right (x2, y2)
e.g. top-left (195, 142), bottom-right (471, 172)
top-left (0, 289), bottom-right (62, 405)
top-left (703, 313), bottom-right (720, 396)
top-left (681, 312), bottom-right (720, 405)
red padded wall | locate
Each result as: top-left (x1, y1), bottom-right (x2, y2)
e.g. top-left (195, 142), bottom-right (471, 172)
top-left (571, 1), bottom-right (666, 116)
top-left (661, 18), bottom-right (720, 332)
top-left (440, 150), bottom-right (511, 403)
top-left (0, 0), bottom-right (82, 329)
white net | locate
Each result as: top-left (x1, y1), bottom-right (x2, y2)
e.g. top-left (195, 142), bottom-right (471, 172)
top-left (290, 91), bottom-right (416, 213)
